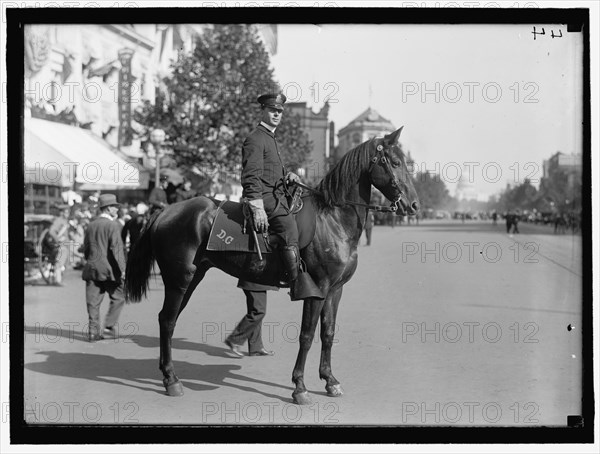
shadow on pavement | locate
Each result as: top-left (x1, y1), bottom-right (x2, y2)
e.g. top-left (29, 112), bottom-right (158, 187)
top-left (129, 334), bottom-right (232, 358)
top-left (26, 351), bottom-right (294, 401)
top-left (24, 324), bottom-right (295, 402)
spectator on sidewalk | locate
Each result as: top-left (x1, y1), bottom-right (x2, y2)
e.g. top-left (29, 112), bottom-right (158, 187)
top-left (149, 176), bottom-right (169, 215)
top-left (48, 204), bottom-right (71, 286)
top-left (121, 207), bottom-right (146, 257)
top-left (175, 178), bottom-right (197, 203)
top-left (81, 194), bottom-right (126, 342)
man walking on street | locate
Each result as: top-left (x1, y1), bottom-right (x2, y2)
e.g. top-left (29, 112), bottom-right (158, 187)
top-left (82, 194), bottom-right (126, 342)
top-left (225, 280), bottom-right (278, 358)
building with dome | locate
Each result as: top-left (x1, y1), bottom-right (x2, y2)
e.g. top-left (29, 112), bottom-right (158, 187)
top-left (455, 166), bottom-right (479, 208)
top-left (335, 107), bottom-right (397, 162)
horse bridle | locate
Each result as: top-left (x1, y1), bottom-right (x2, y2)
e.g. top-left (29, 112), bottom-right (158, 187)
top-left (368, 143), bottom-right (405, 212)
top-left (290, 142), bottom-right (408, 213)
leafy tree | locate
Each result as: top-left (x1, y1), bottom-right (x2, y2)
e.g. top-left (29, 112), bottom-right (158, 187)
top-left (412, 171), bottom-right (452, 210)
top-left (134, 24), bottom-right (311, 180)
top-left (489, 179), bottom-right (539, 212)
top-left (537, 155), bottom-right (581, 211)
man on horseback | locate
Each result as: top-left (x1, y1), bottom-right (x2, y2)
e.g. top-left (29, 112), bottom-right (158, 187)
top-left (241, 92), bottom-right (302, 291)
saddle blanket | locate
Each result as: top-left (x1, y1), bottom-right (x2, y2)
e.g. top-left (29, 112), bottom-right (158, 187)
top-left (206, 201), bottom-right (271, 253)
top-left (206, 198), bottom-right (317, 254)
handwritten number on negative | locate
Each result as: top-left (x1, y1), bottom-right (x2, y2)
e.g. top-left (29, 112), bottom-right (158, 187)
top-left (531, 26), bottom-right (545, 40)
top-left (532, 26), bottom-right (562, 40)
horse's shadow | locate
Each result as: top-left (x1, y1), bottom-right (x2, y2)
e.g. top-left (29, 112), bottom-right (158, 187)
top-left (24, 326), bottom-right (295, 402)
top-left (129, 333), bottom-right (230, 358)
top-left (24, 325), bottom-right (231, 357)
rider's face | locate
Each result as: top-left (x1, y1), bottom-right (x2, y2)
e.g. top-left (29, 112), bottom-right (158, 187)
top-left (261, 106), bottom-right (283, 128)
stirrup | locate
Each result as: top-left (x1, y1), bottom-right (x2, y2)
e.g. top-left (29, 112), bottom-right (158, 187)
top-left (289, 260), bottom-right (324, 301)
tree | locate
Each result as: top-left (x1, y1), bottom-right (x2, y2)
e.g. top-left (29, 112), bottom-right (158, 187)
top-left (537, 154), bottom-right (581, 211)
top-left (412, 171), bottom-right (452, 210)
top-left (134, 24), bottom-right (311, 179)
top-left (489, 179), bottom-right (538, 212)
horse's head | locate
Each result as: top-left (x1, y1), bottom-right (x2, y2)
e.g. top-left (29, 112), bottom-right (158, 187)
top-left (368, 127), bottom-right (419, 216)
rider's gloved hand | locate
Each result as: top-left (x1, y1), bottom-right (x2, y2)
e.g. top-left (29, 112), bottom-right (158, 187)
top-left (248, 199), bottom-right (269, 233)
top-left (285, 172), bottom-right (301, 185)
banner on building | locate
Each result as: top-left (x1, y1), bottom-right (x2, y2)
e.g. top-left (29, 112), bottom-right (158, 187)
top-left (118, 48), bottom-right (135, 147)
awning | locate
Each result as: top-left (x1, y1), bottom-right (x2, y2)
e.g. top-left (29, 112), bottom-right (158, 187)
top-left (24, 117), bottom-right (149, 190)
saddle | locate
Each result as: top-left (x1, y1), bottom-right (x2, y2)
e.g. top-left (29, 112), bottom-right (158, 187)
top-left (206, 194), bottom-right (317, 254)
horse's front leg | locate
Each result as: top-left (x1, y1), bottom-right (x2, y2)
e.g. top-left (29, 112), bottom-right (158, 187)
top-left (319, 287), bottom-right (343, 397)
top-left (292, 297), bottom-right (325, 405)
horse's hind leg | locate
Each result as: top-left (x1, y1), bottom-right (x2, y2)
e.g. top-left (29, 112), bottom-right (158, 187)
top-left (159, 264), bottom-right (208, 396)
top-left (292, 298), bottom-right (325, 405)
top-left (319, 287), bottom-right (343, 397)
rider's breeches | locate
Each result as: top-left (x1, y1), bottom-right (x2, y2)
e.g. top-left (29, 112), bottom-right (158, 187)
top-left (268, 213), bottom-right (298, 247)
top-left (264, 194), bottom-right (298, 247)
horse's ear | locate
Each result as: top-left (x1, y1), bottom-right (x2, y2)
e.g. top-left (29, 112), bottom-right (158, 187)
top-left (383, 127), bottom-right (404, 146)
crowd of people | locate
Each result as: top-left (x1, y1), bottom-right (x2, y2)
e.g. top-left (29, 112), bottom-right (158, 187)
top-left (36, 178), bottom-right (201, 342)
top-left (35, 176), bottom-right (201, 283)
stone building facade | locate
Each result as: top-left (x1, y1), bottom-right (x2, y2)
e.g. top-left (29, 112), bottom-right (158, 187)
top-left (284, 102), bottom-right (330, 184)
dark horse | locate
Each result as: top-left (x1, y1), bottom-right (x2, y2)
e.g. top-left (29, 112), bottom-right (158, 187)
top-left (125, 127), bottom-right (419, 405)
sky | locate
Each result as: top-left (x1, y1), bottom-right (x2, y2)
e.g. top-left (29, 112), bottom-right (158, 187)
top-left (271, 24), bottom-right (584, 199)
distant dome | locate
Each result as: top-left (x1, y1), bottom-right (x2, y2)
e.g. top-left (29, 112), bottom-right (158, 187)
top-left (367, 111), bottom-right (379, 121)
top-left (340, 107), bottom-right (396, 136)
top-left (455, 167), bottom-right (478, 200)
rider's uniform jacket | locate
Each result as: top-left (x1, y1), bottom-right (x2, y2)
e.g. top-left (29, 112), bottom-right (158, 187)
top-left (240, 123), bottom-right (287, 213)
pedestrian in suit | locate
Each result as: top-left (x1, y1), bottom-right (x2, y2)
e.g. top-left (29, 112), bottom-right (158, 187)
top-left (512, 210), bottom-right (520, 234)
top-left (225, 280), bottom-right (277, 357)
top-left (81, 194), bottom-right (126, 342)
top-left (175, 178), bottom-right (197, 202)
top-left (505, 211), bottom-right (513, 234)
top-left (148, 175), bottom-right (169, 215)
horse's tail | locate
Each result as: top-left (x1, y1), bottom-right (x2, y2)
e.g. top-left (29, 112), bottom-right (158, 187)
top-left (125, 211), bottom-right (160, 302)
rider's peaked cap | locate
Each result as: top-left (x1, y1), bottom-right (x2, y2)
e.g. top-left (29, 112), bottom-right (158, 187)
top-left (257, 93), bottom-right (286, 110)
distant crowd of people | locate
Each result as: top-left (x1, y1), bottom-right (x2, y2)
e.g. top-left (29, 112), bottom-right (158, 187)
top-left (31, 176), bottom-right (203, 282)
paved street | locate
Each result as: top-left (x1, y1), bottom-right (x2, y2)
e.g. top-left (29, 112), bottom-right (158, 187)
top-left (23, 219), bottom-right (582, 426)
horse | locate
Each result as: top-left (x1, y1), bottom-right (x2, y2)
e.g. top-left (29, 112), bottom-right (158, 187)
top-left (125, 127), bottom-right (419, 405)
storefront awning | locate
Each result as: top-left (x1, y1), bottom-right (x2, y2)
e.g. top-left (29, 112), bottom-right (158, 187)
top-left (24, 117), bottom-right (149, 190)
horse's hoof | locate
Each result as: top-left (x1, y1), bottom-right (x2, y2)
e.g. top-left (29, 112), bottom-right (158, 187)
top-left (326, 384), bottom-right (344, 397)
top-left (165, 380), bottom-right (184, 397)
top-left (292, 391), bottom-right (312, 405)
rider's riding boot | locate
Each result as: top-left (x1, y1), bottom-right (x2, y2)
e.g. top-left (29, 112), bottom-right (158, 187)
top-left (281, 245), bottom-right (300, 283)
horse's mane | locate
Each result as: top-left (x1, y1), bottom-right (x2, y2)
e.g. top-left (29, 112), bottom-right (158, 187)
top-left (315, 140), bottom-right (373, 209)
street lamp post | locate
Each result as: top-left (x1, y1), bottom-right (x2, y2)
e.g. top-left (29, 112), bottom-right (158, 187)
top-left (150, 128), bottom-right (165, 188)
